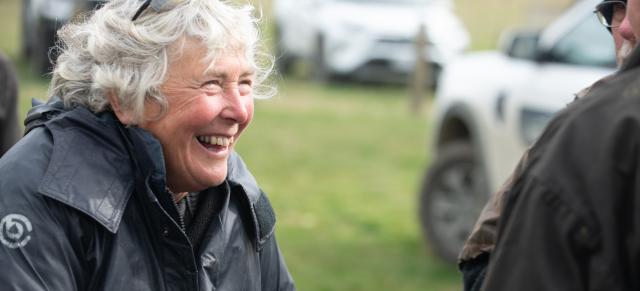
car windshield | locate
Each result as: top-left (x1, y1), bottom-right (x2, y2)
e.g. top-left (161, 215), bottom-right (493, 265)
top-left (549, 13), bottom-right (616, 68)
top-left (337, 0), bottom-right (432, 4)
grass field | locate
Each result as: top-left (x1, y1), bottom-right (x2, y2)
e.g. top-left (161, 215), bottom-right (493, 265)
top-left (238, 78), bottom-right (461, 290)
top-left (0, 0), bottom-right (573, 290)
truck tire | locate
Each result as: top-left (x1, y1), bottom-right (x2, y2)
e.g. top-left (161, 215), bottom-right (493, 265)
top-left (419, 141), bottom-right (488, 263)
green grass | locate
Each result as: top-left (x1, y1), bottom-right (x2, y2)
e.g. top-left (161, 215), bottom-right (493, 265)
top-left (1, 0), bottom-right (576, 290)
top-left (237, 78), bottom-right (460, 290)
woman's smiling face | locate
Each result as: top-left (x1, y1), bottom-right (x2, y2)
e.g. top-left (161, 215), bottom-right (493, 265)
top-left (140, 39), bottom-right (255, 193)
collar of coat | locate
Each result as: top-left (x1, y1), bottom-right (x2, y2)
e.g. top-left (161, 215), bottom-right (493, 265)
top-left (26, 102), bottom-right (276, 250)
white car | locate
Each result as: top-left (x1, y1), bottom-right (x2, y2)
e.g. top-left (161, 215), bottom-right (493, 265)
top-left (419, 0), bottom-right (616, 263)
top-left (273, 0), bottom-right (469, 84)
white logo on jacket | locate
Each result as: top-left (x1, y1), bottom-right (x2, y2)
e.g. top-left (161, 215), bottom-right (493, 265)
top-left (0, 214), bottom-right (33, 248)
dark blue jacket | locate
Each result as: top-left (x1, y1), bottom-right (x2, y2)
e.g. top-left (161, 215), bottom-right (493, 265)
top-left (0, 101), bottom-right (295, 291)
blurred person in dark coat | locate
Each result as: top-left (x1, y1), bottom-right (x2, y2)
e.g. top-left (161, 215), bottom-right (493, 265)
top-left (459, 0), bottom-right (637, 290)
top-left (0, 52), bottom-right (19, 157)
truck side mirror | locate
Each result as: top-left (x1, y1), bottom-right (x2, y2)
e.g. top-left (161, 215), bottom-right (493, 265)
top-left (499, 29), bottom-right (541, 61)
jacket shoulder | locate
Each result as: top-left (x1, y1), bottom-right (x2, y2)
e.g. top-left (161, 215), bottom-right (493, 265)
top-left (533, 68), bottom-right (640, 176)
top-left (0, 126), bottom-right (98, 290)
top-left (2, 107), bottom-right (135, 233)
top-left (517, 67), bottom-right (640, 244)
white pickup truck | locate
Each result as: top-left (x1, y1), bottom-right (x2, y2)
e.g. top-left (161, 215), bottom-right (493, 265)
top-left (420, 0), bottom-right (616, 263)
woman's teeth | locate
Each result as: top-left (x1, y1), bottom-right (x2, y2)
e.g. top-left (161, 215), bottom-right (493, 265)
top-left (197, 136), bottom-right (232, 147)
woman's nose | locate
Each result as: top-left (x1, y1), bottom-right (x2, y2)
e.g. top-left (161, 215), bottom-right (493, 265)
top-left (221, 86), bottom-right (250, 123)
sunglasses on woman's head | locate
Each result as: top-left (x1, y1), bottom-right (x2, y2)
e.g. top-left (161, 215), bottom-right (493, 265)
top-left (132, 0), bottom-right (185, 21)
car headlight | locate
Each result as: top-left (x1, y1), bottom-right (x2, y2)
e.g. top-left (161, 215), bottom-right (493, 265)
top-left (520, 108), bottom-right (554, 145)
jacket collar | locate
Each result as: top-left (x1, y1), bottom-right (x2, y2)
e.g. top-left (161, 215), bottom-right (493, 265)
top-left (29, 103), bottom-right (275, 246)
top-left (37, 107), bottom-right (135, 233)
top-left (227, 152), bottom-right (277, 250)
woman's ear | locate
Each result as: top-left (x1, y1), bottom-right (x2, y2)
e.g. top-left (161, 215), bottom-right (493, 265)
top-left (107, 91), bottom-right (135, 125)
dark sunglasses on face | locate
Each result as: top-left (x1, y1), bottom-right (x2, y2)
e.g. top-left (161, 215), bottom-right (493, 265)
top-left (594, 0), bottom-right (627, 28)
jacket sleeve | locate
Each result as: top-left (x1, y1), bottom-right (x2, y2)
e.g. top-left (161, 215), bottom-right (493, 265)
top-left (479, 177), bottom-right (596, 291)
top-left (259, 235), bottom-right (296, 291)
top-left (0, 130), bottom-right (89, 291)
top-left (459, 149), bottom-right (531, 291)
top-left (0, 194), bottom-right (91, 291)
top-left (459, 253), bottom-right (489, 291)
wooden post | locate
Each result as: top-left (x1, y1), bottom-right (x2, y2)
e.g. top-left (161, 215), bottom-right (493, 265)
top-left (410, 24), bottom-right (431, 115)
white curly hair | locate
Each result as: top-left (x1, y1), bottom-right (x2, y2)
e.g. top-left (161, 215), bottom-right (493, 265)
top-left (49, 0), bottom-right (274, 124)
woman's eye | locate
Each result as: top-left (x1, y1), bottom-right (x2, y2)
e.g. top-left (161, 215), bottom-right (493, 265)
top-left (202, 80), bottom-right (222, 91)
top-left (239, 79), bottom-right (253, 94)
top-left (240, 79), bottom-right (253, 87)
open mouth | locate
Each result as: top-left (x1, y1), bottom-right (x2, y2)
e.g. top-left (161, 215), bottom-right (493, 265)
top-left (196, 135), bottom-right (233, 151)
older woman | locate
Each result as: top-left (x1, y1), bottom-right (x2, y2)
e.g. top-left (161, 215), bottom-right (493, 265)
top-left (0, 0), bottom-right (295, 290)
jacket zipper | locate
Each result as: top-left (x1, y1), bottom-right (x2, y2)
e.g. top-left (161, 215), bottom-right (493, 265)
top-left (162, 189), bottom-right (199, 290)
top-left (173, 197), bottom-right (186, 232)
top-left (167, 188), bottom-right (187, 232)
